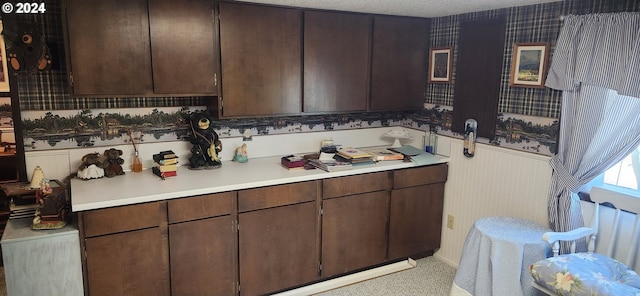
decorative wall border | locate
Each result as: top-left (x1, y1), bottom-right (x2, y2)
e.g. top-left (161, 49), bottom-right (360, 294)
top-left (21, 107), bottom-right (558, 156)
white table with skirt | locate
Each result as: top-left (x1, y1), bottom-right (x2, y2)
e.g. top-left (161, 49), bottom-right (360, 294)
top-left (450, 216), bottom-right (552, 296)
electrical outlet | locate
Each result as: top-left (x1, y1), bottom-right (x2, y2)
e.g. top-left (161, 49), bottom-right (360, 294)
top-left (447, 215), bottom-right (454, 229)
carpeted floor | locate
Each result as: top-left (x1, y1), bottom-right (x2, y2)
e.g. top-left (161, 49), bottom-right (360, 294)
top-left (315, 256), bottom-right (456, 296)
top-left (0, 257), bottom-right (455, 296)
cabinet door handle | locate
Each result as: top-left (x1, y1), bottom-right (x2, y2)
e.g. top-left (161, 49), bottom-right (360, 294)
top-left (214, 73), bottom-right (218, 86)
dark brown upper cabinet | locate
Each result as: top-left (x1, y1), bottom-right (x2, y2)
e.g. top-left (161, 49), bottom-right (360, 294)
top-left (64, 0), bottom-right (218, 96)
top-left (452, 18), bottom-right (506, 139)
top-left (370, 16), bottom-right (429, 111)
top-left (65, 0), bottom-right (152, 96)
top-left (219, 2), bottom-right (302, 117)
top-left (149, 0), bottom-right (218, 95)
top-left (303, 11), bottom-right (371, 113)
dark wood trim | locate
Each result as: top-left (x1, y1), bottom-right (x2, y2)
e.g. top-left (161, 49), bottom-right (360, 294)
top-left (452, 17), bottom-right (507, 139)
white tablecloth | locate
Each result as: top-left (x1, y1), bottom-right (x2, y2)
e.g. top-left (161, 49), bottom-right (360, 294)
top-left (451, 216), bottom-right (552, 296)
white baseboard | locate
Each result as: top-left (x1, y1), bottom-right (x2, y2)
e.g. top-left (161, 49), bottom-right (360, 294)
top-left (272, 258), bottom-right (417, 296)
top-left (434, 252), bottom-right (459, 269)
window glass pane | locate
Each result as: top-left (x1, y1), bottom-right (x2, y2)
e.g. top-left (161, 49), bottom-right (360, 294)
top-left (603, 146), bottom-right (640, 192)
top-left (604, 155), bottom-right (637, 190)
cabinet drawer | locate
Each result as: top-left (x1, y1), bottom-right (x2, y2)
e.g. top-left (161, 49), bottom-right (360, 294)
top-left (82, 202), bottom-right (164, 237)
top-left (323, 172), bottom-right (391, 199)
top-left (239, 181), bottom-right (319, 212)
top-left (168, 192), bottom-right (234, 224)
top-left (393, 164), bottom-right (448, 189)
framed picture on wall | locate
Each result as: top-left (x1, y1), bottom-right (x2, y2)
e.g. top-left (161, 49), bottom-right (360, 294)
top-left (509, 42), bottom-right (549, 88)
top-left (0, 20), bottom-right (10, 92)
top-left (428, 47), bottom-right (452, 83)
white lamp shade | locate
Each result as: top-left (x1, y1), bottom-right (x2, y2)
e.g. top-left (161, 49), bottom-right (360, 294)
top-left (30, 166), bottom-right (45, 189)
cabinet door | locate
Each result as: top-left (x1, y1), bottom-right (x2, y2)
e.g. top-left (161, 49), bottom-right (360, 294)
top-left (238, 180), bottom-right (318, 212)
top-left (322, 171), bottom-right (391, 199)
top-left (82, 202), bottom-right (163, 237)
top-left (170, 216), bottom-right (235, 296)
top-left (149, 0), bottom-right (218, 94)
top-left (370, 16), bottom-right (429, 111)
top-left (322, 191), bottom-right (389, 277)
top-left (167, 192), bottom-right (233, 224)
top-left (239, 202), bottom-right (318, 295)
top-left (303, 11), bottom-right (370, 113)
top-left (388, 183), bottom-right (445, 260)
top-left (85, 228), bottom-right (169, 296)
top-left (65, 0), bottom-right (152, 95)
top-left (393, 164), bottom-right (448, 189)
top-left (219, 2), bottom-right (302, 117)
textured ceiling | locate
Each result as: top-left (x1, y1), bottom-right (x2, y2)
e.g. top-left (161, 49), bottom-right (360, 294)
top-left (234, 0), bottom-right (561, 17)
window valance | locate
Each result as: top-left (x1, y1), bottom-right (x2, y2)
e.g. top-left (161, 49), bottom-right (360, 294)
top-left (545, 12), bottom-right (640, 98)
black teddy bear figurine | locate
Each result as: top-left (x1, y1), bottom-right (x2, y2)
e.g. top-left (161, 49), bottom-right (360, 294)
top-left (187, 111), bottom-right (222, 169)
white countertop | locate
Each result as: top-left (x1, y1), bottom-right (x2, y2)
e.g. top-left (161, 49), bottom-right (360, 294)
top-left (71, 152), bottom-right (449, 212)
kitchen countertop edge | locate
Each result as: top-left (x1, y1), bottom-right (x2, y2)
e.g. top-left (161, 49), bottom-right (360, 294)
top-left (71, 153), bottom-right (450, 212)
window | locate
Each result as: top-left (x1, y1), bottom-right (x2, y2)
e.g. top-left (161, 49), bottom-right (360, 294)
top-left (590, 146), bottom-right (640, 197)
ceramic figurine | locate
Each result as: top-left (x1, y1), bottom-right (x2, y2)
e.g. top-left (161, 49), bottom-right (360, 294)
top-left (77, 152), bottom-right (106, 180)
top-left (103, 148), bottom-right (125, 177)
top-left (233, 143), bottom-right (248, 163)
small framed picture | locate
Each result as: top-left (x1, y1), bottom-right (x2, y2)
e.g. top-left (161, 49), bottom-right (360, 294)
top-left (428, 47), bottom-right (452, 83)
top-left (509, 42), bottom-right (549, 88)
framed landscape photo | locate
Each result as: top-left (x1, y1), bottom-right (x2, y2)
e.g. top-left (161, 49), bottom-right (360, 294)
top-left (428, 47), bottom-right (452, 83)
top-left (509, 42), bottom-right (549, 88)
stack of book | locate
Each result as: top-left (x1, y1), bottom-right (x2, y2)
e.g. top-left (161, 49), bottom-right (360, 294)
top-left (152, 150), bottom-right (178, 178)
top-left (335, 147), bottom-right (375, 166)
top-left (281, 154), bottom-right (307, 170)
top-left (361, 146), bottom-right (405, 161)
top-left (307, 157), bottom-right (352, 172)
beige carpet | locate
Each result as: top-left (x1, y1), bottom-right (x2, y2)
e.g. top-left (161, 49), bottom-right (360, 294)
top-left (0, 257), bottom-right (454, 296)
top-left (315, 256), bottom-right (456, 296)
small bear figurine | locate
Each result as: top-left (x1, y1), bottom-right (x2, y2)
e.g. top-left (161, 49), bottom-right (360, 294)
top-left (187, 111), bottom-right (222, 169)
top-left (103, 148), bottom-right (125, 177)
top-left (77, 152), bottom-right (106, 180)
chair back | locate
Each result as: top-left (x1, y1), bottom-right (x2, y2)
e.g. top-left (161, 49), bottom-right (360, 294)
top-left (585, 187), bottom-right (640, 272)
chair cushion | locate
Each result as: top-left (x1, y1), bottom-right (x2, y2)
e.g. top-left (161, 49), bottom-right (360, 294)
top-left (530, 253), bottom-right (640, 295)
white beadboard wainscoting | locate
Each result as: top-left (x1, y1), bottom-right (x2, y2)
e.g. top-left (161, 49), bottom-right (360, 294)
top-left (24, 150), bottom-right (72, 182)
top-left (434, 137), bottom-right (553, 267)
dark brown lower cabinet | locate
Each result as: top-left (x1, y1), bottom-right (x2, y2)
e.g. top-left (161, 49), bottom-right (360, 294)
top-left (169, 216), bottom-right (235, 296)
top-left (81, 202), bottom-right (169, 296)
top-left (84, 228), bottom-right (170, 296)
top-left (78, 165), bottom-right (447, 296)
top-left (388, 183), bottom-right (445, 260)
top-left (239, 201), bottom-right (319, 295)
top-left (321, 191), bottom-right (389, 277)
top-left (167, 192), bottom-right (235, 295)
top-left (388, 164), bottom-right (448, 260)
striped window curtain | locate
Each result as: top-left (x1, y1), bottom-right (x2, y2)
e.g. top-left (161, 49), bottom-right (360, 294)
top-left (545, 12), bottom-right (640, 253)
